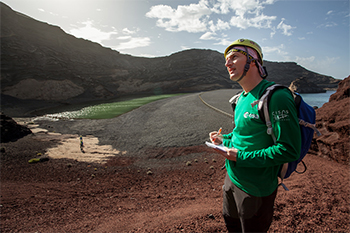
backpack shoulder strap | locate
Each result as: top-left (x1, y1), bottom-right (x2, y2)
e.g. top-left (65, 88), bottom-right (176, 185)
top-left (229, 92), bottom-right (243, 125)
top-left (229, 92), bottom-right (242, 111)
top-left (252, 84), bottom-right (290, 143)
top-left (257, 84), bottom-right (290, 121)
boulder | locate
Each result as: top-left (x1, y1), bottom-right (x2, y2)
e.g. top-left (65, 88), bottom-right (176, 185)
top-left (0, 113), bottom-right (32, 143)
top-left (309, 76), bottom-right (350, 164)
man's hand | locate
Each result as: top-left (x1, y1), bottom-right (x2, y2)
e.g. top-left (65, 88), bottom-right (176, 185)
top-left (209, 131), bottom-right (223, 145)
top-left (225, 148), bottom-right (237, 161)
top-left (213, 148), bottom-right (237, 161)
top-left (209, 131), bottom-right (237, 161)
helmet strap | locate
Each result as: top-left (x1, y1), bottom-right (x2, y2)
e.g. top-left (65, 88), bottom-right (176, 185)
top-left (235, 46), bottom-right (251, 82)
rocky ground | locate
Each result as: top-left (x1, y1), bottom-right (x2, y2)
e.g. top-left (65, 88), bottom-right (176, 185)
top-left (1, 86), bottom-right (349, 232)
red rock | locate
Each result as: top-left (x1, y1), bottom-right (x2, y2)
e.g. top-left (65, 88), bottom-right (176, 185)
top-left (309, 76), bottom-right (350, 165)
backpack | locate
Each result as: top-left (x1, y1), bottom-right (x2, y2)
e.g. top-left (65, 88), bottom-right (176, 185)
top-left (229, 84), bottom-right (321, 191)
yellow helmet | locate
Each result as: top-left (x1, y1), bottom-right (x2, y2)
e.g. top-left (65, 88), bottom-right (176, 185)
top-left (224, 39), bottom-right (263, 64)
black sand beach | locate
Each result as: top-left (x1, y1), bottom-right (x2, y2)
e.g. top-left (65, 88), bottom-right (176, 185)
top-left (34, 89), bottom-right (241, 153)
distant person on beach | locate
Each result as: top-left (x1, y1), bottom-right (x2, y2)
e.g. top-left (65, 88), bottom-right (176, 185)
top-left (209, 39), bottom-right (301, 232)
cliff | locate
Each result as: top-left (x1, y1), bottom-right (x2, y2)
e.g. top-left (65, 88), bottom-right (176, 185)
top-left (263, 61), bottom-right (339, 89)
top-left (0, 2), bottom-right (340, 117)
top-left (289, 77), bottom-right (326, 93)
top-left (309, 76), bottom-right (350, 165)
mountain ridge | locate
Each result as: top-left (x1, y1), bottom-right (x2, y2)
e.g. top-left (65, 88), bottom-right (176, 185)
top-left (0, 2), bottom-right (340, 116)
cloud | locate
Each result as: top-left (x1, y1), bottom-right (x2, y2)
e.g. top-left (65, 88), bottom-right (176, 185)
top-left (264, 46), bottom-right (340, 76)
top-left (212, 0), bottom-right (277, 30)
top-left (270, 27), bottom-right (276, 38)
top-left (122, 28), bottom-right (138, 35)
top-left (145, 0), bottom-right (211, 33)
top-left (69, 20), bottom-right (118, 44)
top-left (209, 19), bottom-right (230, 32)
top-left (146, 0), bottom-right (287, 38)
top-left (200, 31), bottom-right (218, 40)
top-left (212, 0), bottom-right (276, 16)
top-left (295, 56), bottom-right (340, 76)
top-left (295, 56), bottom-right (315, 63)
top-left (113, 37), bottom-right (151, 50)
top-left (263, 44), bottom-right (288, 56)
top-left (231, 13), bottom-right (276, 29)
top-left (277, 18), bottom-right (295, 36)
top-left (200, 18), bottom-right (231, 41)
top-left (181, 45), bottom-right (191, 50)
top-left (214, 37), bottom-right (232, 46)
top-left (296, 56), bottom-right (339, 67)
top-left (70, 21), bottom-right (150, 51)
top-left (317, 22), bottom-right (338, 28)
top-left (319, 9), bottom-right (342, 28)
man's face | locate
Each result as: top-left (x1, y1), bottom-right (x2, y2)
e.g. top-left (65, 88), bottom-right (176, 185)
top-left (225, 51), bottom-right (247, 81)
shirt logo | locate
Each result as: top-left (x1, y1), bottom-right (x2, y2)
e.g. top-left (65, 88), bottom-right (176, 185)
top-left (272, 110), bottom-right (290, 121)
top-left (244, 112), bottom-right (259, 119)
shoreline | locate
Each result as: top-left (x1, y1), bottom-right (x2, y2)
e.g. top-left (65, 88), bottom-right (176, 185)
top-left (15, 90), bottom-right (241, 153)
top-left (12, 88), bottom-right (336, 154)
top-left (3, 87), bottom-right (336, 119)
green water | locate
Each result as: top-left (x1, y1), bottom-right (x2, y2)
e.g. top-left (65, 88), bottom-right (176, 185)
top-left (43, 94), bottom-right (183, 120)
top-left (39, 90), bottom-right (335, 120)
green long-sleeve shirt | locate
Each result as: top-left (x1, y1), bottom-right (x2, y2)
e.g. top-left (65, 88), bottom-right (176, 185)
top-left (223, 79), bottom-right (301, 197)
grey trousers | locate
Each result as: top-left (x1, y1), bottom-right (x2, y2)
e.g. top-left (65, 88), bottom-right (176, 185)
top-left (222, 173), bottom-right (277, 233)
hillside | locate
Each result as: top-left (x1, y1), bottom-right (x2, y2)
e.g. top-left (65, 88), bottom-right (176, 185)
top-left (0, 2), bottom-right (340, 117)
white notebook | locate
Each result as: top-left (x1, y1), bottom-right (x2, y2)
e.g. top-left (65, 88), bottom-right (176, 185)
top-left (205, 141), bottom-right (228, 152)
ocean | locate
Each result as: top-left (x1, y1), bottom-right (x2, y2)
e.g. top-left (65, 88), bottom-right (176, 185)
top-left (300, 90), bottom-right (336, 108)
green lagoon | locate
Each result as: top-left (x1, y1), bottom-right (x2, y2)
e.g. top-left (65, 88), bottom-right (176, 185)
top-left (43, 94), bottom-right (183, 120)
top-left (39, 90), bottom-right (335, 120)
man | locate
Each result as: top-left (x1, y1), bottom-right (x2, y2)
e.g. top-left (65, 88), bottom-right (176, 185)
top-left (209, 39), bottom-right (301, 232)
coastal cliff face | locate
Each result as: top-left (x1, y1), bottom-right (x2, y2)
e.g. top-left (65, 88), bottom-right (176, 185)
top-left (0, 2), bottom-right (340, 116)
top-left (289, 77), bottom-right (326, 93)
top-left (309, 76), bottom-right (350, 165)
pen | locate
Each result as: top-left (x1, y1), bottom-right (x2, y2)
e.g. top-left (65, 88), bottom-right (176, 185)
top-left (216, 127), bottom-right (222, 138)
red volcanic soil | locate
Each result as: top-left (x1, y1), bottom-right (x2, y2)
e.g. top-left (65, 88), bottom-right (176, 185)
top-left (1, 84), bottom-right (349, 232)
top-left (1, 134), bottom-right (349, 232)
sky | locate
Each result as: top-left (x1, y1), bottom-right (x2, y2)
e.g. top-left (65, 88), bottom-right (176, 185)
top-left (1, 0), bottom-right (349, 80)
